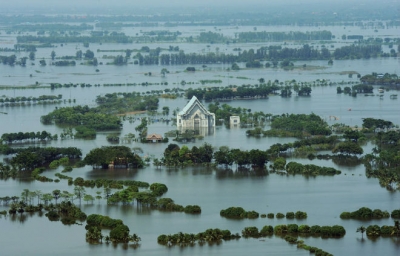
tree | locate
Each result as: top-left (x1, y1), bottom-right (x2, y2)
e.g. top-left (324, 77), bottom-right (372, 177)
top-left (52, 190), bottom-right (61, 205)
top-left (357, 226), bottom-right (366, 239)
top-left (332, 141), bottom-right (363, 155)
top-left (273, 157), bottom-right (286, 170)
top-left (29, 51), bottom-right (35, 60)
top-left (20, 57), bottom-right (27, 66)
top-left (249, 149), bottom-right (268, 168)
top-left (84, 194), bottom-right (95, 204)
top-left (162, 106), bottom-right (170, 116)
top-left (84, 50), bottom-right (94, 59)
top-left (74, 186), bottom-right (86, 205)
top-left (51, 50), bottom-right (56, 60)
top-left (76, 50), bottom-right (82, 59)
top-left (161, 68), bottom-right (169, 77)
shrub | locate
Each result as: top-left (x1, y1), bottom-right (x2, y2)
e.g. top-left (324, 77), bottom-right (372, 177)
top-left (247, 210), bottom-right (259, 219)
top-left (260, 225), bottom-right (274, 236)
top-left (110, 224), bottom-right (130, 243)
top-left (295, 211), bottom-right (307, 219)
top-left (220, 207), bottom-right (246, 219)
top-left (372, 209), bottom-right (390, 219)
top-left (150, 183), bottom-right (168, 196)
top-left (284, 235), bottom-right (297, 244)
top-left (391, 209), bottom-right (400, 218)
top-left (287, 224), bottom-right (298, 233)
top-left (286, 212), bottom-right (295, 219)
top-left (184, 205), bottom-right (201, 214)
top-left (350, 207), bottom-right (372, 219)
top-left (310, 225), bottom-right (321, 235)
top-left (298, 225), bottom-right (311, 234)
top-left (380, 225), bottom-right (394, 235)
top-left (320, 226), bottom-right (332, 237)
top-left (340, 212), bottom-right (351, 219)
top-left (366, 225), bottom-right (381, 237)
top-left (274, 225), bottom-right (288, 235)
top-left (260, 214), bottom-right (267, 218)
top-left (242, 226), bottom-right (259, 238)
top-left (267, 213), bottom-right (274, 218)
top-left (276, 212), bottom-right (285, 218)
top-left (331, 225), bottom-right (346, 236)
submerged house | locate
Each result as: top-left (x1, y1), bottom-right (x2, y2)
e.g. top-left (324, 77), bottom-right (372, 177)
top-left (146, 133), bottom-right (163, 143)
top-left (177, 96), bottom-right (215, 129)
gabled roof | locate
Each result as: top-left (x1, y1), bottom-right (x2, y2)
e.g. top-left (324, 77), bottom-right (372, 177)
top-left (178, 96), bottom-right (212, 116)
top-left (146, 133), bottom-right (163, 140)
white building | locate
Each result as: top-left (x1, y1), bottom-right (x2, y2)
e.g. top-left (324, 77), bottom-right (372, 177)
top-left (230, 116), bottom-right (240, 127)
top-left (177, 96), bottom-right (215, 129)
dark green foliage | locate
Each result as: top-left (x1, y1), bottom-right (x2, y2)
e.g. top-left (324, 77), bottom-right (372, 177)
top-left (287, 224), bottom-right (298, 233)
top-left (220, 207), bottom-right (247, 219)
top-left (46, 210), bottom-right (60, 221)
top-left (6, 147), bottom-right (81, 171)
top-left (332, 141), bottom-right (363, 155)
top-left (295, 211), bottom-right (307, 219)
top-left (380, 225), bottom-right (395, 235)
top-left (366, 225), bottom-right (381, 237)
top-left (267, 213), bottom-right (274, 218)
top-left (286, 212), bottom-right (294, 219)
top-left (41, 105), bottom-right (122, 130)
top-left (269, 113), bottom-right (331, 136)
top-left (259, 225), bottom-right (274, 236)
top-left (246, 210), bottom-right (259, 219)
top-left (74, 126), bottom-right (96, 139)
top-left (286, 162), bottom-right (341, 176)
top-left (158, 228), bottom-right (238, 246)
top-left (310, 225), bottom-right (321, 235)
top-left (391, 209), bottom-right (400, 218)
top-left (340, 207), bottom-right (390, 220)
top-left (276, 212), bottom-right (285, 218)
top-left (298, 225), bottom-right (311, 234)
top-left (220, 207), bottom-right (259, 219)
top-left (84, 146), bottom-right (144, 169)
top-left (184, 205), bottom-right (201, 214)
top-left (284, 235), bottom-right (297, 243)
top-left (110, 224), bottom-right (130, 243)
top-left (274, 225), bottom-right (288, 235)
top-left (242, 226), bottom-right (259, 238)
top-left (149, 183), bottom-right (168, 196)
top-left (319, 225), bottom-right (346, 237)
top-left (1, 130), bottom-right (56, 143)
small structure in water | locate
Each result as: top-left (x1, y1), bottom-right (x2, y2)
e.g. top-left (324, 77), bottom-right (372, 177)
top-left (146, 133), bottom-right (163, 143)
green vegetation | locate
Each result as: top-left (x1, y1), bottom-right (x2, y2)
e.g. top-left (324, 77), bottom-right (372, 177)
top-left (1, 147), bottom-right (81, 171)
top-left (285, 162), bottom-right (341, 176)
top-left (40, 105), bottom-right (122, 130)
top-left (157, 228), bottom-right (239, 246)
top-left (220, 207), bottom-right (259, 219)
top-left (366, 221), bottom-right (400, 237)
top-left (86, 214), bottom-right (140, 244)
top-left (84, 146), bottom-right (144, 169)
top-left (340, 207), bottom-right (390, 219)
top-left (1, 131), bottom-right (56, 143)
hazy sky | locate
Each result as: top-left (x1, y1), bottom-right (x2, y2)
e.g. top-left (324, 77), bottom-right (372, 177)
top-left (2, 0), bottom-right (398, 14)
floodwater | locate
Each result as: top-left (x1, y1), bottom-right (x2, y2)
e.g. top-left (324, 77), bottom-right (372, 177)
top-left (0, 25), bottom-right (400, 256)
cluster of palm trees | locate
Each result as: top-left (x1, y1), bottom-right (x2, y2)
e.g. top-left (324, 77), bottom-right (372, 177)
top-left (86, 226), bottom-right (141, 245)
top-left (357, 221), bottom-right (400, 239)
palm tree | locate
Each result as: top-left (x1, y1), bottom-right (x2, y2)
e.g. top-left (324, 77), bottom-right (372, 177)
top-left (357, 226), bottom-right (366, 239)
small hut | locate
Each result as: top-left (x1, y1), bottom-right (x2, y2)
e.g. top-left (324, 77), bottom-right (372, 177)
top-left (146, 134), bottom-right (163, 143)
